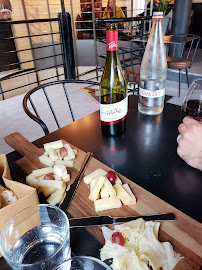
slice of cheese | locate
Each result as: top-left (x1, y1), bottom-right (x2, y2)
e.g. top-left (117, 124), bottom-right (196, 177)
top-left (114, 183), bottom-right (132, 205)
top-left (32, 167), bottom-right (54, 177)
top-left (104, 178), bottom-right (116, 198)
top-left (89, 175), bottom-right (105, 201)
top-left (47, 148), bottom-right (59, 162)
top-left (100, 182), bottom-right (110, 199)
top-left (26, 173), bottom-right (35, 185)
top-left (39, 179), bottom-right (65, 189)
top-left (46, 187), bottom-right (66, 205)
top-left (64, 143), bottom-right (75, 160)
top-left (115, 175), bottom-right (122, 185)
top-left (44, 140), bottom-right (63, 151)
top-left (62, 174), bottom-right (70, 182)
top-left (122, 183), bottom-right (137, 205)
top-left (29, 178), bottom-right (40, 189)
top-left (54, 164), bottom-right (67, 177)
top-left (40, 186), bottom-right (56, 197)
top-left (84, 168), bottom-right (107, 185)
top-left (94, 197), bottom-right (122, 212)
top-left (39, 155), bottom-right (54, 167)
top-left (90, 179), bottom-right (96, 193)
top-left (55, 160), bottom-right (73, 168)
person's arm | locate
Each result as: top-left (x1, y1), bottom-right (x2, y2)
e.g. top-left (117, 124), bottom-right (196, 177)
top-left (102, 7), bottom-right (108, 19)
top-left (117, 6), bottom-right (126, 18)
top-left (177, 116), bottom-right (202, 171)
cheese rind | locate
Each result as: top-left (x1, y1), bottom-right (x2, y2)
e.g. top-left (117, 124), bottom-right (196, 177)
top-left (89, 175), bottom-right (105, 201)
top-left (84, 168), bottom-right (107, 184)
top-left (94, 197), bottom-right (122, 212)
top-left (44, 140), bottom-right (63, 151)
top-left (122, 183), bottom-right (137, 205)
top-left (114, 183), bottom-right (132, 205)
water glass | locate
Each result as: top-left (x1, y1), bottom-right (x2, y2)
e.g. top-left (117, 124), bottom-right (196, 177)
top-left (0, 204), bottom-right (70, 270)
top-left (53, 256), bottom-right (111, 270)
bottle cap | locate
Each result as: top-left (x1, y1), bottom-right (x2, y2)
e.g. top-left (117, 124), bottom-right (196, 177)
top-left (152, 12), bottom-right (164, 20)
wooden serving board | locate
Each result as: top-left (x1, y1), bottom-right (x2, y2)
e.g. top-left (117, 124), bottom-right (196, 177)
top-left (5, 133), bottom-right (202, 270)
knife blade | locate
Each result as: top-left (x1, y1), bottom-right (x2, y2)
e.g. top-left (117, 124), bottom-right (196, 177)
top-left (69, 213), bottom-right (175, 228)
top-left (64, 152), bottom-right (93, 211)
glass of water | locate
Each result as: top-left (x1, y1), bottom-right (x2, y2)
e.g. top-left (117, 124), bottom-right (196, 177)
top-left (53, 256), bottom-right (111, 270)
top-left (0, 204), bottom-right (70, 270)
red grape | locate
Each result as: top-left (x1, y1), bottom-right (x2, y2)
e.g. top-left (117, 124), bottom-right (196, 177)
top-left (112, 232), bottom-right (124, 246)
top-left (107, 171), bottom-right (116, 185)
top-left (59, 147), bottom-right (67, 157)
top-left (44, 174), bottom-right (55, 180)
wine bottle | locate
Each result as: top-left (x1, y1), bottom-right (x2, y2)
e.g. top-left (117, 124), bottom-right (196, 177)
top-left (138, 12), bottom-right (167, 115)
top-left (100, 23), bottom-right (128, 136)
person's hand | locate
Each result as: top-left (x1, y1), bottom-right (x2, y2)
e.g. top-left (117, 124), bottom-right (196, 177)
top-left (177, 116), bottom-right (202, 171)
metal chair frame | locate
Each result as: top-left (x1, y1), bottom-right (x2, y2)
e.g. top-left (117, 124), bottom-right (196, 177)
top-left (166, 34), bottom-right (201, 97)
top-left (23, 80), bottom-right (99, 135)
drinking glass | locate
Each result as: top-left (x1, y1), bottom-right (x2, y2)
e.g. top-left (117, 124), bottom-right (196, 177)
top-left (0, 204), bottom-right (70, 270)
top-left (181, 78), bottom-right (202, 120)
top-left (53, 256), bottom-right (111, 270)
top-left (177, 78), bottom-right (202, 142)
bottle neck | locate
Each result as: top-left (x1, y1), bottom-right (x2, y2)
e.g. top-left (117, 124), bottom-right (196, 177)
top-left (106, 28), bottom-right (118, 52)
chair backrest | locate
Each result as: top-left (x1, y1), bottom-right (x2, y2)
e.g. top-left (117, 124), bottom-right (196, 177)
top-left (119, 45), bottom-right (145, 83)
top-left (167, 34), bottom-right (201, 67)
top-left (23, 80), bottom-right (99, 135)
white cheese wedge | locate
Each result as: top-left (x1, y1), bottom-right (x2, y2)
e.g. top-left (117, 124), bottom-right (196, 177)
top-left (84, 168), bottom-right (107, 185)
top-left (115, 175), bottom-right (122, 185)
top-left (47, 187), bottom-right (66, 205)
top-left (39, 179), bottom-right (65, 189)
top-left (89, 175), bottom-right (105, 201)
top-left (44, 140), bottom-right (63, 151)
top-left (40, 186), bottom-right (56, 197)
top-left (122, 183), bottom-right (137, 205)
top-left (55, 160), bottom-right (73, 168)
top-left (104, 178), bottom-right (116, 198)
top-left (32, 167), bottom-right (54, 177)
top-left (29, 178), bottom-right (40, 189)
top-left (64, 143), bottom-right (75, 160)
top-left (26, 173), bottom-right (35, 185)
top-left (94, 197), bottom-right (122, 212)
top-left (100, 182), bottom-right (110, 199)
top-left (47, 148), bottom-right (59, 162)
top-left (54, 164), bottom-right (67, 177)
top-left (39, 155), bottom-right (54, 167)
top-left (114, 183), bottom-right (132, 205)
top-left (62, 174), bottom-right (70, 182)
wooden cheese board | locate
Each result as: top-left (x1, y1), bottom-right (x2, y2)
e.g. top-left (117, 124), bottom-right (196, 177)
top-left (5, 133), bottom-right (202, 270)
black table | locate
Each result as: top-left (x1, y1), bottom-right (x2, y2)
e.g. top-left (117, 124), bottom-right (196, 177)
top-left (2, 95), bottom-right (202, 269)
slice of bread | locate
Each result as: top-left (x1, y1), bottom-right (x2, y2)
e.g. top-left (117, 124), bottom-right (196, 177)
top-left (1, 189), bottom-right (18, 208)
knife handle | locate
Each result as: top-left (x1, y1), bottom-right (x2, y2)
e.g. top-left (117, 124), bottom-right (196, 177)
top-left (115, 213), bottom-right (176, 223)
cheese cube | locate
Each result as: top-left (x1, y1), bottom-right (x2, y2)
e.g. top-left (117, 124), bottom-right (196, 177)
top-left (54, 164), bottom-right (67, 177)
top-left (39, 155), bottom-right (54, 167)
top-left (47, 148), bottom-right (59, 162)
top-left (114, 183), bottom-right (132, 205)
top-left (55, 160), bottom-right (73, 168)
top-left (94, 197), bottom-right (122, 212)
top-left (122, 184), bottom-right (137, 205)
top-left (62, 174), bottom-right (70, 182)
top-left (32, 167), bottom-right (54, 177)
top-left (104, 178), bottom-right (116, 198)
top-left (44, 140), bottom-right (63, 151)
top-left (84, 168), bottom-right (107, 184)
top-left (89, 175), bottom-right (105, 201)
top-left (100, 182), bottom-right (109, 199)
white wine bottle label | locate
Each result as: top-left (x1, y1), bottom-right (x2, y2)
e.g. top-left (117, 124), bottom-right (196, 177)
top-left (100, 96), bottom-right (128, 124)
top-left (107, 29), bottom-right (118, 51)
top-left (139, 80), bottom-right (165, 107)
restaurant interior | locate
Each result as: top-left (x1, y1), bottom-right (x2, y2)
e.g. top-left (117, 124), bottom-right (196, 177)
top-left (0, 1), bottom-right (202, 269)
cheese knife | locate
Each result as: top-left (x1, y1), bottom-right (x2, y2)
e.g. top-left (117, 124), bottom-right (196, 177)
top-left (69, 213), bottom-right (175, 228)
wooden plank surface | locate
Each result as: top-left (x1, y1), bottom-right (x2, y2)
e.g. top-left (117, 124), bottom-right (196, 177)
top-left (5, 133), bottom-right (202, 270)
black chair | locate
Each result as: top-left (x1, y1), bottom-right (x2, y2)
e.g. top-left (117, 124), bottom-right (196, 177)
top-left (23, 80), bottom-right (99, 135)
top-left (119, 46), bottom-right (145, 94)
top-left (166, 34), bottom-right (201, 96)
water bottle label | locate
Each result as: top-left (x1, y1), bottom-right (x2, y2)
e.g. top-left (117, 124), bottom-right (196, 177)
top-left (107, 30), bottom-right (118, 51)
top-left (139, 80), bottom-right (165, 107)
top-left (100, 96), bottom-right (128, 123)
